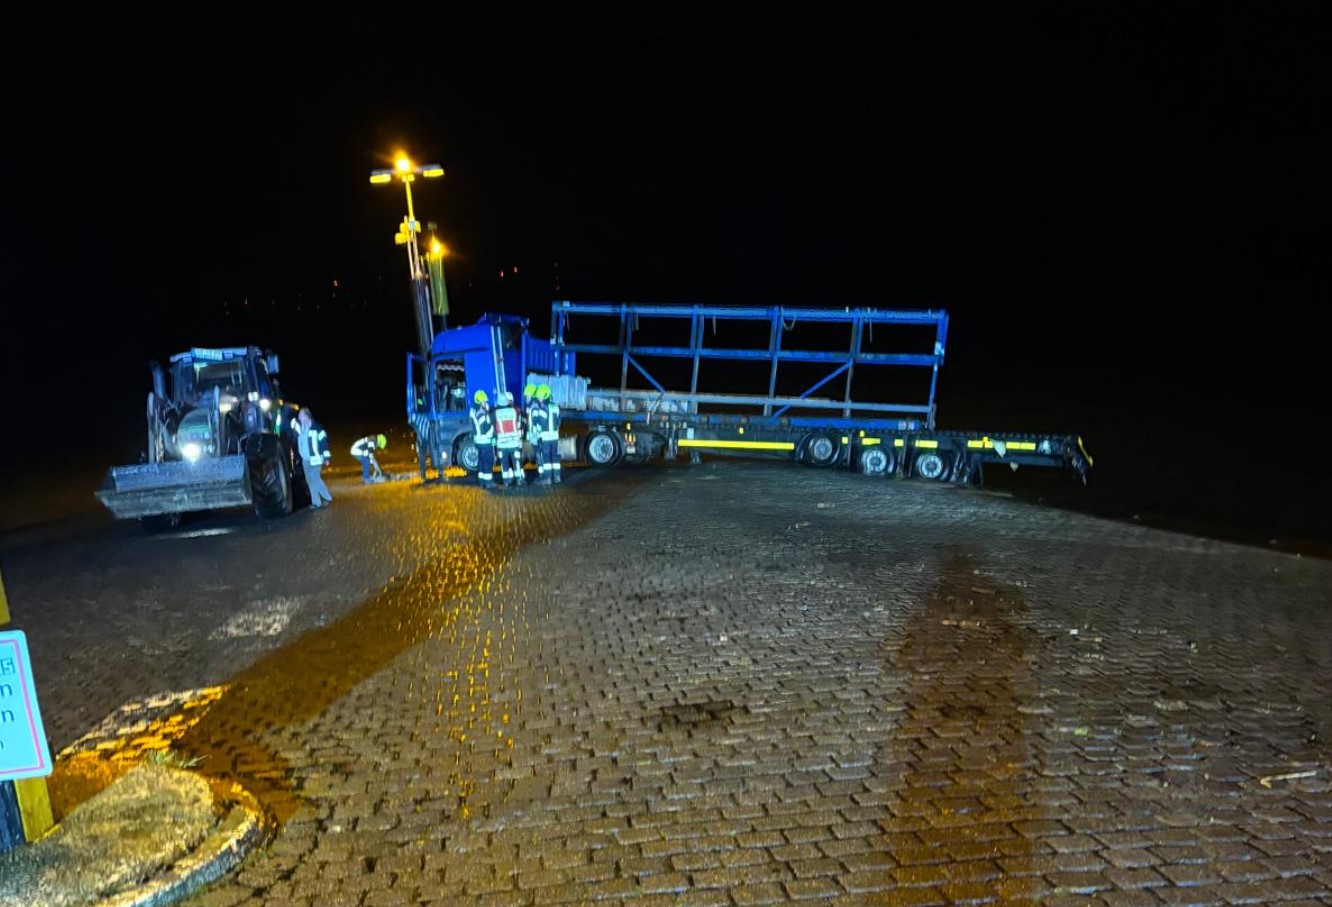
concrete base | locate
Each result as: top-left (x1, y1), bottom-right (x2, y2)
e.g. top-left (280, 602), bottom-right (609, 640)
top-left (0, 764), bottom-right (267, 907)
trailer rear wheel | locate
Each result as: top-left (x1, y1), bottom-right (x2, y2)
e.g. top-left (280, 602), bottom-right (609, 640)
top-left (913, 451), bottom-right (948, 481)
top-left (801, 433), bottom-right (841, 468)
top-left (251, 450), bottom-right (293, 518)
top-left (584, 430), bottom-right (622, 467)
top-left (858, 446), bottom-right (893, 476)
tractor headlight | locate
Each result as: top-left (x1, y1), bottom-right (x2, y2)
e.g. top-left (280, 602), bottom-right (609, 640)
top-left (259, 398), bottom-right (272, 412)
top-left (174, 408), bottom-right (214, 460)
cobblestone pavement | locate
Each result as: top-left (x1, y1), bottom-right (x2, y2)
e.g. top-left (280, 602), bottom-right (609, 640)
top-left (9, 461), bottom-right (1332, 905)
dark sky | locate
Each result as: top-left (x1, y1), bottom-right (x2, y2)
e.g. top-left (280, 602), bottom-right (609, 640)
top-left (3, 5), bottom-right (1329, 535)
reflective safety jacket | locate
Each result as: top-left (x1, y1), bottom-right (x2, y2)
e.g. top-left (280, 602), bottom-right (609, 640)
top-left (525, 401), bottom-right (540, 445)
top-left (494, 405), bottom-right (522, 450)
top-left (529, 401), bottom-right (559, 442)
top-left (350, 436), bottom-right (380, 458)
top-left (469, 402), bottom-right (494, 443)
top-left (527, 400), bottom-right (547, 442)
top-left (295, 423), bottom-right (329, 466)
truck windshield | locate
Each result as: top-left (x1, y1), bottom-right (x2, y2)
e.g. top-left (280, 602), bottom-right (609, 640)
top-left (433, 360), bottom-right (466, 411)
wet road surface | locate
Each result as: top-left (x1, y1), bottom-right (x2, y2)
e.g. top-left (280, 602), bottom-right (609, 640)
top-left (4, 463), bottom-right (1332, 905)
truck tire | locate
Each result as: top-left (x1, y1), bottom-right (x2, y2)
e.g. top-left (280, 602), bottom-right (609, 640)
top-left (800, 432), bottom-right (841, 468)
top-left (584, 430), bottom-right (622, 467)
top-left (251, 449), bottom-right (293, 518)
top-left (454, 434), bottom-right (481, 473)
top-left (913, 451), bottom-right (949, 481)
top-left (858, 446), bottom-right (893, 477)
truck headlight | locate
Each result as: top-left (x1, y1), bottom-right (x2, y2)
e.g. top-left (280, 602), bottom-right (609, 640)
top-left (182, 442), bottom-right (203, 461)
top-left (259, 398), bottom-right (272, 412)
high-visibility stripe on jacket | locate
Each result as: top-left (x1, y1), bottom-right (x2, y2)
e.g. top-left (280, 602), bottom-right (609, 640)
top-left (295, 424), bottom-right (329, 466)
top-left (469, 402), bottom-right (494, 443)
top-left (541, 402), bottom-right (561, 442)
top-left (350, 436), bottom-right (378, 457)
top-left (525, 402), bottom-right (541, 444)
top-left (528, 401), bottom-right (548, 437)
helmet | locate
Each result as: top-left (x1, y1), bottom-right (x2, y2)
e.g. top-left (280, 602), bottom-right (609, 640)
top-left (376, 433), bottom-right (387, 449)
top-left (536, 384), bottom-right (552, 400)
top-left (474, 390), bottom-right (488, 404)
top-left (523, 383), bottom-right (536, 399)
top-left (498, 392), bottom-right (512, 405)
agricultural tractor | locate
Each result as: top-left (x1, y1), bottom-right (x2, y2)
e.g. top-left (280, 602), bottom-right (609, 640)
top-left (95, 346), bottom-right (305, 529)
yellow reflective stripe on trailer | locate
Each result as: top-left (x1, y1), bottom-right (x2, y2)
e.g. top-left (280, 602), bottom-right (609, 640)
top-left (894, 439), bottom-right (905, 447)
top-left (966, 438), bottom-right (1038, 451)
top-left (914, 439), bottom-right (939, 449)
top-left (677, 439), bottom-right (797, 451)
top-left (861, 438), bottom-right (881, 446)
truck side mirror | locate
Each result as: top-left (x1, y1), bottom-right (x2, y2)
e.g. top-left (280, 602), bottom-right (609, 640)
top-left (266, 354), bottom-right (280, 375)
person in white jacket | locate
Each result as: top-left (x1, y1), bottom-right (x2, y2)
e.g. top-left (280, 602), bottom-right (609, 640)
top-left (295, 409), bottom-right (333, 508)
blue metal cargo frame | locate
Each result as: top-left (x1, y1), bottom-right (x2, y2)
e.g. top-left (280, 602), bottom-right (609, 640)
top-left (550, 302), bottom-right (949, 430)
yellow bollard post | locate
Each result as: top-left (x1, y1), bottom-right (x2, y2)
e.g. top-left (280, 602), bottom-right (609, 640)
top-left (0, 568), bottom-right (54, 841)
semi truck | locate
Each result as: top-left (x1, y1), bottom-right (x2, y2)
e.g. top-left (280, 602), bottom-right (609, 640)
top-left (405, 302), bottom-right (1092, 484)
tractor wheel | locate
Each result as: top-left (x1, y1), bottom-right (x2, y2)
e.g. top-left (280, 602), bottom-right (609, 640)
top-left (251, 449), bottom-right (293, 518)
top-left (287, 445), bottom-right (312, 509)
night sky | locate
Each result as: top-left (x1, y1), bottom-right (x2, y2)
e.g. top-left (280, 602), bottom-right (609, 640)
top-left (3, 6), bottom-right (1328, 542)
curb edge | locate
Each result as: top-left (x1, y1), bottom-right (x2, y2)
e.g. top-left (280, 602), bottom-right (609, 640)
top-left (99, 782), bottom-right (270, 907)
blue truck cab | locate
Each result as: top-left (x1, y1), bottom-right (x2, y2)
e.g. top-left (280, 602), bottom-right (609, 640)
top-left (407, 313), bottom-right (573, 476)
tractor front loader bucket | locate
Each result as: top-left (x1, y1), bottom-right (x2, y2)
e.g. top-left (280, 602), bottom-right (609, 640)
top-left (95, 455), bottom-right (251, 520)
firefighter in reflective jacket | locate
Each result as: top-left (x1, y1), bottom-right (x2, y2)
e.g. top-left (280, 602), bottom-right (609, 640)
top-left (493, 391), bottom-right (525, 486)
top-left (535, 383), bottom-right (562, 483)
top-left (469, 390), bottom-right (495, 485)
top-left (350, 433), bottom-right (387, 483)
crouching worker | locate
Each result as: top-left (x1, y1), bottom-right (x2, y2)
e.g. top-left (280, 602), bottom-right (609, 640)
top-left (351, 433), bottom-right (387, 483)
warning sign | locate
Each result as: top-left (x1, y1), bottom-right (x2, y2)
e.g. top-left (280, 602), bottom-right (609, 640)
top-left (0, 630), bottom-right (52, 781)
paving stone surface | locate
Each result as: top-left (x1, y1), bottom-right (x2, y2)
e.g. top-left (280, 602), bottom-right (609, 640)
top-left (7, 461), bottom-right (1332, 905)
